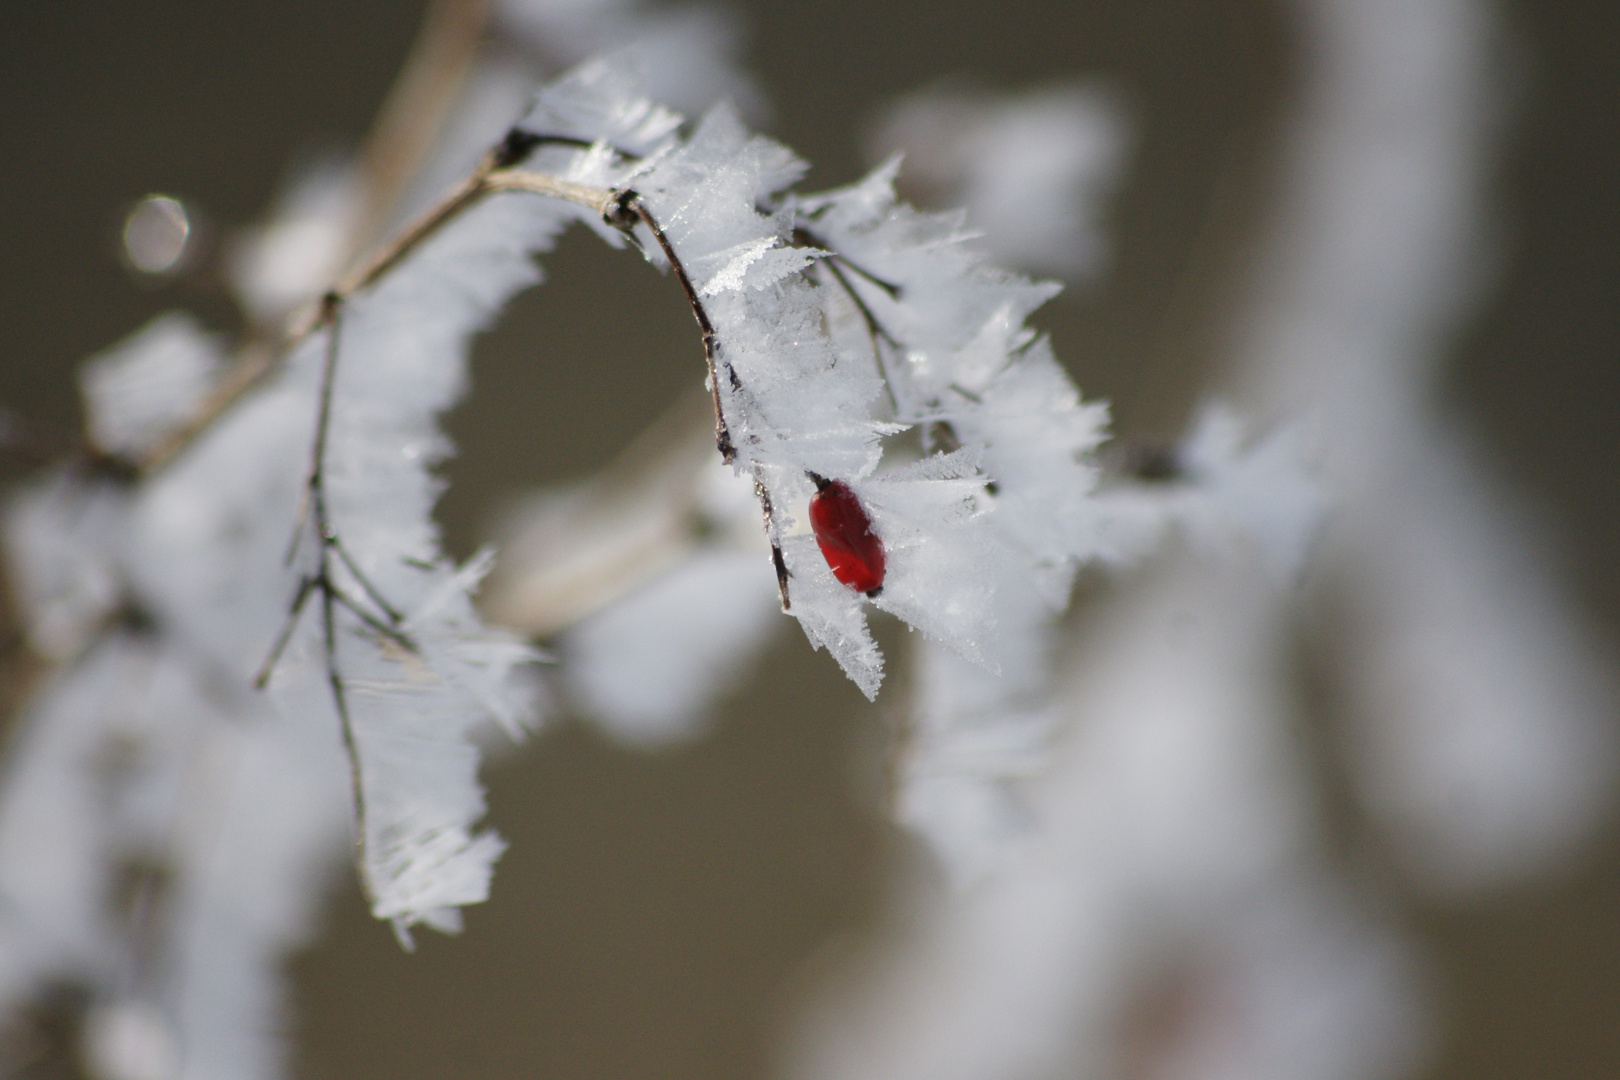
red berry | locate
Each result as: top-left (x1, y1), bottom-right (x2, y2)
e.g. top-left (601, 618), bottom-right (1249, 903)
top-left (808, 476), bottom-right (885, 596)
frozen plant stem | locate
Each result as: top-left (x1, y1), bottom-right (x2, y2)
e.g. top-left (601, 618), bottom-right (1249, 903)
top-left (603, 191), bottom-right (736, 465)
top-left (239, 126), bottom-right (795, 860)
top-left (595, 190), bottom-right (794, 607)
top-left (811, 250), bottom-right (904, 418)
top-left (255, 299), bottom-right (412, 870)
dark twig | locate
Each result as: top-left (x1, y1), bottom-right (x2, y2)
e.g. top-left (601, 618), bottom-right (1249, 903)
top-left (331, 588), bottom-right (416, 650)
top-left (322, 582), bottom-right (369, 863)
top-left (186, 133), bottom-right (814, 705)
top-left (494, 129), bottom-right (643, 166)
top-left (816, 256), bottom-right (901, 349)
top-left (256, 299), bottom-right (411, 863)
top-left (817, 255), bottom-right (903, 417)
top-left (604, 190), bottom-right (737, 464)
top-left (789, 225), bottom-right (977, 459)
top-left (754, 477), bottom-right (792, 611)
top-left (333, 540), bottom-right (405, 625)
top-left (792, 224), bottom-right (903, 300)
top-left (253, 575), bottom-right (316, 688)
top-left (601, 190), bottom-right (803, 607)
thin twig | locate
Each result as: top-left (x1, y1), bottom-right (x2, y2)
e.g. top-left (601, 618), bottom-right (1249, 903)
top-left (605, 191), bottom-right (738, 465)
top-left (793, 224), bottom-right (903, 298)
top-left (754, 476), bottom-right (792, 611)
top-left (308, 295), bottom-right (343, 511)
top-left (268, 157), bottom-right (621, 872)
top-left (333, 541), bottom-right (405, 624)
top-left (322, 582), bottom-right (369, 868)
top-left (257, 303), bottom-right (403, 865)
top-left (602, 190), bottom-right (798, 606)
top-left (331, 588), bottom-right (415, 650)
top-left (792, 225), bottom-right (975, 461)
top-left (253, 575), bottom-right (316, 688)
top-left (318, 170), bottom-right (496, 318)
top-left (818, 256), bottom-right (903, 417)
top-left (252, 301), bottom-right (407, 874)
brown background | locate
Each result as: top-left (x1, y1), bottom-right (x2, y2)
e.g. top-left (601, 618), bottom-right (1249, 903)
top-left (0, 1), bottom-right (1616, 1077)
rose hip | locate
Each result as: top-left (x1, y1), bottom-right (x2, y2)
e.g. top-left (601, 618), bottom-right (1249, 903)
top-left (808, 475), bottom-right (885, 596)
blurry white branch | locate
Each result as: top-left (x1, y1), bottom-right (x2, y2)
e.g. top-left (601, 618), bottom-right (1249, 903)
top-left (867, 81), bottom-right (1128, 281)
top-left (1230, 0), bottom-right (1617, 893)
top-left (782, 2), bottom-right (1617, 1080)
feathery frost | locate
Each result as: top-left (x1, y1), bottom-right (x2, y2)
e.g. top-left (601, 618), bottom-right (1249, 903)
top-left (599, 107), bottom-right (1126, 699)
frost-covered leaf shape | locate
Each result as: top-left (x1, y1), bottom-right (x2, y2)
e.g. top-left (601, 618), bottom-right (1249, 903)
top-left (607, 103), bottom-right (1135, 698)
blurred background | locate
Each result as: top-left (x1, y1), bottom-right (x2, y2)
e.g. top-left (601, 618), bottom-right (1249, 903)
top-left (0, 0), bottom-right (1615, 1077)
